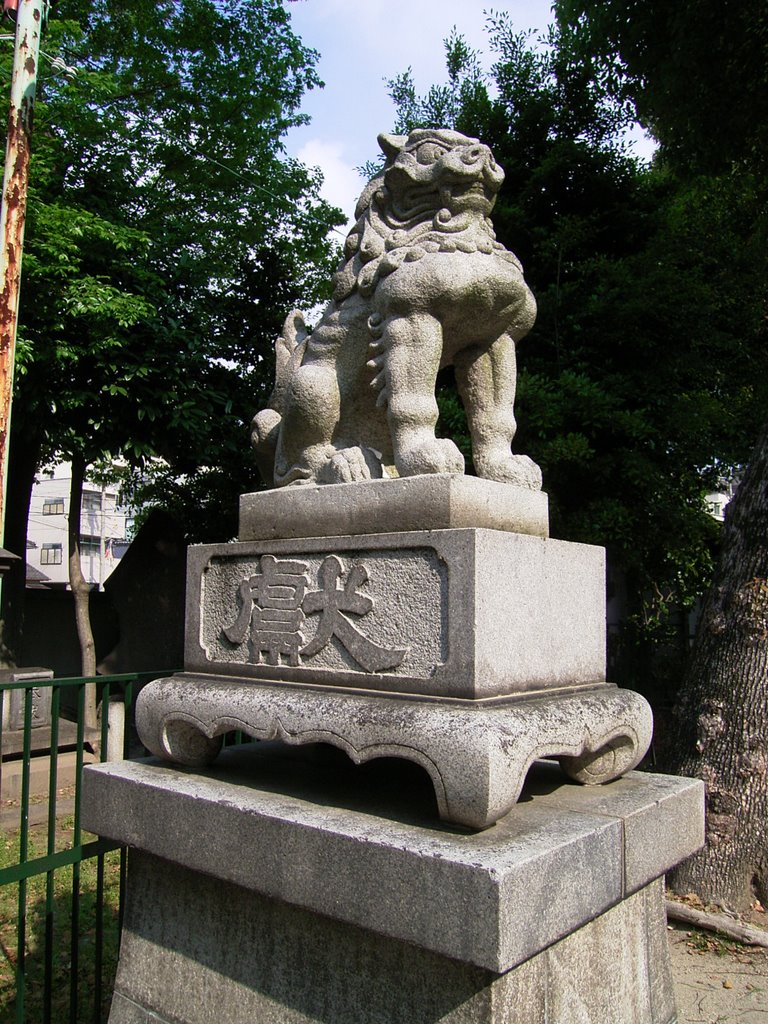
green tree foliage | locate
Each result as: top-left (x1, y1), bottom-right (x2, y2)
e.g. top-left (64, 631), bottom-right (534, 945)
top-left (558, 1), bottom-right (768, 909)
top-left (556, 0), bottom-right (768, 175)
top-left (384, 15), bottom-right (768, 692)
top-left (7, 0), bottom-right (341, 530)
top-left (1, 0), bottom-right (342, 665)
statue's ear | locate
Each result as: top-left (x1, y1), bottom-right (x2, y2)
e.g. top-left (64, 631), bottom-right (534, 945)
top-left (378, 133), bottom-right (407, 160)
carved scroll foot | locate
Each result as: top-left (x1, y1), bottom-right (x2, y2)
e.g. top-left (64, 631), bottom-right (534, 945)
top-left (162, 719), bottom-right (224, 767)
top-left (136, 677), bottom-right (652, 830)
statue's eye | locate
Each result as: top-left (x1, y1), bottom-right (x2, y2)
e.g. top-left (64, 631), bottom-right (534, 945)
top-left (415, 142), bottom-right (448, 165)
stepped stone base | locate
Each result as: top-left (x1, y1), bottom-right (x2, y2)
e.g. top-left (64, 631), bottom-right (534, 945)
top-left (139, 496), bottom-right (655, 827)
top-left (82, 749), bottom-right (705, 1024)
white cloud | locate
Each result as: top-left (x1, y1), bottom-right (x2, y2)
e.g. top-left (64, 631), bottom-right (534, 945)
top-left (296, 138), bottom-right (364, 228)
top-left (285, 0), bottom-right (556, 174)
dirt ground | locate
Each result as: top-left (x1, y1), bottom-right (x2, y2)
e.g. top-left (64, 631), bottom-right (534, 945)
top-left (669, 916), bottom-right (768, 1023)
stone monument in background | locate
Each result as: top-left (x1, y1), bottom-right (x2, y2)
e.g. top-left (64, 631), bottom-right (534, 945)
top-left (83, 130), bottom-right (704, 1023)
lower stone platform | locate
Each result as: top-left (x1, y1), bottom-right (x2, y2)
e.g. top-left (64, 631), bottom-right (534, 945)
top-left (82, 746), bottom-right (704, 1024)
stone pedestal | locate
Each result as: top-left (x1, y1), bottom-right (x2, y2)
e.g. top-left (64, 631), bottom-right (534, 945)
top-left (136, 478), bottom-right (655, 827)
top-left (136, 677), bottom-right (651, 829)
top-left (124, 474), bottom-right (670, 1020)
top-left (183, 527), bottom-right (606, 699)
top-left (82, 746), bottom-right (705, 1024)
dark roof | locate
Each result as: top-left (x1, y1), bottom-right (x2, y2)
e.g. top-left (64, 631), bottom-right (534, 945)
top-left (26, 564), bottom-right (51, 583)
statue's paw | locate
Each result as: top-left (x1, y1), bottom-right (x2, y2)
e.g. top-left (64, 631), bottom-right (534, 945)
top-left (397, 438), bottom-right (465, 478)
top-left (317, 446), bottom-right (382, 484)
top-left (251, 408), bottom-right (281, 452)
top-left (477, 452), bottom-right (542, 490)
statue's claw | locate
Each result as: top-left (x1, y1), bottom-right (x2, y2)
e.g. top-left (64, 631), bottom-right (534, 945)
top-left (475, 452), bottom-right (542, 490)
top-left (396, 438), bottom-right (465, 478)
top-left (317, 447), bottom-right (382, 484)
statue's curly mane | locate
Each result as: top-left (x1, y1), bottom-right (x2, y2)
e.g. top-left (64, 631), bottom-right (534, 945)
top-left (331, 131), bottom-right (521, 304)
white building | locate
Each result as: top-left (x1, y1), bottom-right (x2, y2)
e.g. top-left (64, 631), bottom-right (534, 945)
top-left (705, 478), bottom-right (739, 523)
top-left (26, 463), bottom-right (131, 589)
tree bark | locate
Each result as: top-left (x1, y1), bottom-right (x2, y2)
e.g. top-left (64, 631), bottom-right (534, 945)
top-left (68, 453), bottom-right (98, 727)
top-left (667, 420), bottom-right (768, 911)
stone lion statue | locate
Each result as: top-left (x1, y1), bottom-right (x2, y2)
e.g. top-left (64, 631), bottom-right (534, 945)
top-left (252, 129), bottom-right (541, 490)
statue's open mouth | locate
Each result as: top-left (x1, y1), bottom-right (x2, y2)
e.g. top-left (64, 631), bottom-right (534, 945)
top-left (451, 181), bottom-right (494, 209)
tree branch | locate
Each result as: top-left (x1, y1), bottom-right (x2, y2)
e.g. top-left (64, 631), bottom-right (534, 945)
top-left (666, 900), bottom-right (768, 948)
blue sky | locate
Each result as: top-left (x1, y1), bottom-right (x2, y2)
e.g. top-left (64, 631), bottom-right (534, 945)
top-left (282, 0), bottom-right (557, 224)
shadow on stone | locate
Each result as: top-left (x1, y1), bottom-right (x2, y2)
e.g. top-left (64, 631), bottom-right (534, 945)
top-left (184, 741), bottom-right (452, 831)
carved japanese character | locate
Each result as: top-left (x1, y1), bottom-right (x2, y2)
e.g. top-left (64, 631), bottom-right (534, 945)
top-left (301, 555), bottom-right (407, 673)
top-left (222, 555), bottom-right (309, 666)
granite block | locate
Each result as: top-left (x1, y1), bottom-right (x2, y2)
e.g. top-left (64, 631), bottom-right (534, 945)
top-left (107, 856), bottom-right (675, 1024)
top-left (184, 528), bottom-right (606, 699)
top-left (82, 747), bottom-right (703, 973)
top-left (239, 475), bottom-right (549, 542)
top-left (525, 760), bottom-right (706, 894)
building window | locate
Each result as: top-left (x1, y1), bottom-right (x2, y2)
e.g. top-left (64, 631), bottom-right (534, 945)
top-left (41, 543), bottom-right (63, 565)
top-left (82, 492), bottom-right (102, 513)
top-left (42, 498), bottom-right (65, 515)
top-left (79, 535), bottom-right (101, 556)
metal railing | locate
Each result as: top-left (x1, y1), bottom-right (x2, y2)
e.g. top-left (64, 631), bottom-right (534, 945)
top-left (0, 672), bottom-right (166, 1024)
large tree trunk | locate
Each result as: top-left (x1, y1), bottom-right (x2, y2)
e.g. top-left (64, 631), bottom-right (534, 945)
top-left (667, 421), bottom-right (768, 912)
top-left (68, 453), bottom-right (98, 727)
top-left (0, 425), bottom-right (40, 666)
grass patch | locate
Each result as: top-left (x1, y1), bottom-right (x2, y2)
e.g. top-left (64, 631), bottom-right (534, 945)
top-left (0, 819), bottom-right (122, 1024)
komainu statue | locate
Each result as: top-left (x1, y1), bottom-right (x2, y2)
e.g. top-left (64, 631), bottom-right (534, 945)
top-left (252, 129), bottom-right (541, 490)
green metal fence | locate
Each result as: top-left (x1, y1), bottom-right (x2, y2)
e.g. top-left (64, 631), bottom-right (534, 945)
top-left (0, 672), bottom-right (165, 1024)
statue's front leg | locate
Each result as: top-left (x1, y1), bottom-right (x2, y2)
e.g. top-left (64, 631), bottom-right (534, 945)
top-left (455, 334), bottom-right (541, 489)
top-left (374, 313), bottom-right (464, 477)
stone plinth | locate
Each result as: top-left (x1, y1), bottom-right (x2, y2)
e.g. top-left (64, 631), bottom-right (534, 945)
top-left (140, 502), bottom-right (654, 828)
top-left (0, 666), bottom-right (53, 732)
top-left (185, 528), bottom-right (605, 700)
top-left (239, 475), bottom-right (549, 542)
top-left (138, 479), bottom-right (654, 827)
top-left (82, 748), bottom-right (705, 1024)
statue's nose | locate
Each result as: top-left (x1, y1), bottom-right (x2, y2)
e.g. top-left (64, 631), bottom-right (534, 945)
top-left (461, 144), bottom-right (488, 165)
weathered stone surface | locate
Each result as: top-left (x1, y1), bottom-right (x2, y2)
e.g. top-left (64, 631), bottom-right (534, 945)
top-left (106, 858), bottom-right (675, 1024)
top-left (525, 759), bottom-right (707, 894)
top-left (250, 130), bottom-right (540, 490)
top-left (185, 528), bottom-right (605, 699)
top-left (102, 718), bottom-right (684, 1024)
top-left (82, 750), bottom-right (704, 971)
top-left (239, 474), bottom-right (549, 542)
top-left (0, 666), bottom-right (53, 731)
top-left (134, 677), bottom-right (652, 828)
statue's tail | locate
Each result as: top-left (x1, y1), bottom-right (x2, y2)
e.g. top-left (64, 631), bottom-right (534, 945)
top-left (271, 310), bottom-right (308, 412)
top-left (250, 311), bottom-right (309, 483)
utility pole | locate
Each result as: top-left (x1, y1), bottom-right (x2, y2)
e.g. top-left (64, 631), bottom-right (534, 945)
top-left (0, 0), bottom-right (45, 541)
